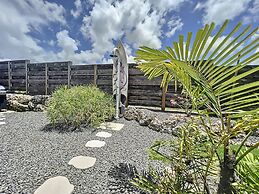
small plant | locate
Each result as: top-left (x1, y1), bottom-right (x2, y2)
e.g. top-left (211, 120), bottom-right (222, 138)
top-left (132, 122), bottom-right (214, 193)
top-left (47, 85), bottom-right (115, 127)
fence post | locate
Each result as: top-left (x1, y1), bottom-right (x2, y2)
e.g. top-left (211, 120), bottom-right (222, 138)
top-left (45, 63), bottom-right (48, 95)
top-left (25, 61), bottom-right (28, 94)
top-left (68, 62), bottom-right (71, 88)
top-left (161, 85), bottom-right (166, 111)
top-left (7, 61), bottom-right (11, 91)
top-left (93, 64), bottom-right (98, 86)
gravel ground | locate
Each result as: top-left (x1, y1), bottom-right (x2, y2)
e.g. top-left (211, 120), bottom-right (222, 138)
top-left (0, 112), bottom-right (171, 194)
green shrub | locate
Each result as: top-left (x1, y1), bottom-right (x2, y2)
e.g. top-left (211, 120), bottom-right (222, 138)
top-left (47, 85), bottom-right (115, 127)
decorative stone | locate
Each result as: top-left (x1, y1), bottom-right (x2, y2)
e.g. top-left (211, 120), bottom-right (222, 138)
top-left (0, 121), bottom-right (5, 125)
top-left (0, 118), bottom-right (5, 120)
top-left (35, 104), bottom-right (45, 112)
top-left (98, 122), bottom-right (124, 131)
top-left (96, 131), bottom-right (112, 138)
top-left (8, 100), bottom-right (29, 112)
top-left (28, 101), bottom-right (35, 110)
top-left (7, 94), bottom-right (32, 104)
top-left (123, 107), bottom-right (140, 120)
top-left (148, 118), bottom-right (163, 132)
top-left (31, 95), bottom-right (50, 105)
top-left (85, 140), bottom-right (106, 148)
top-left (68, 156), bottom-right (96, 169)
top-left (34, 176), bottom-right (74, 194)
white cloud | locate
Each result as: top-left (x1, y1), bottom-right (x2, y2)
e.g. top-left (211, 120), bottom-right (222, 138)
top-left (0, 0), bottom-right (66, 61)
top-left (71, 0), bottom-right (83, 18)
top-left (166, 17), bottom-right (183, 37)
top-left (80, 0), bottom-right (186, 62)
top-left (48, 40), bottom-right (56, 46)
top-left (242, 0), bottom-right (259, 24)
top-left (149, 0), bottom-right (187, 13)
top-left (56, 30), bottom-right (101, 64)
top-left (0, 0), bottom-right (187, 64)
top-left (195, 0), bottom-right (252, 25)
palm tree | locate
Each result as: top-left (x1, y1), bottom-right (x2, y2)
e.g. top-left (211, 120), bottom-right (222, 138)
top-left (135, 20), bottom-right (259, 193)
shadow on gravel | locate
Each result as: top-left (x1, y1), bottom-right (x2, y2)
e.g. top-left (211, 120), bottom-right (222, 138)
top-left (108, 163), bottom-right (148, 194)
top-left (41, 123), bottom-right (98, 133)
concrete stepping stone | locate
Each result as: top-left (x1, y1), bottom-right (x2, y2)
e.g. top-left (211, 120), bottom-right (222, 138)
top-left (0, 118), bottom-right (5, 121)
top-left (96, 131), bottom-right (112, 138)
top-left (34, 176), bottom-right (74, 194)
top-left (85, 140), bottom-right (105, 148)
top-left (0, 121), bottom-right (5, 125)
top-left (68, 156), bottom-right (96, 169)
top-left (98, 122), bottom-right (124, 131)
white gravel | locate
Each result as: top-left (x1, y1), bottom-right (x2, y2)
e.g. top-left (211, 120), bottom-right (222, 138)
top-left (0, 112), bottom-right (171, 194)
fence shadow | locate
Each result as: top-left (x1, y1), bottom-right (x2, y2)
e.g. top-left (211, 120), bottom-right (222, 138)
top-left (108, 163), bottom-right (148, 194)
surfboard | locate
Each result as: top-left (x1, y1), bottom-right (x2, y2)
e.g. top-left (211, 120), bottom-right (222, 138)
top-left (112, 40), bottom-right (128, 117)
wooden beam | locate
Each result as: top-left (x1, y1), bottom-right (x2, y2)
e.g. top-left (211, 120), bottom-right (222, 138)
top-left (93, 64), bottom-right (98, 86)
top-left (25, 61), bottom-right (28, 94)
top-left (68, 62), bottom-right (71, 88)
top-left (161, 85), bottom-right (166, 111)
top-left (45, 63), bottom-right (48, 95)
top-left (7, 61), bottom-right (11, 91)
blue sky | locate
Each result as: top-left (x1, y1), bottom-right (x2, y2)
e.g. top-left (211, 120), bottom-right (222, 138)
top-left (0, 0), bottom-right (258, 64)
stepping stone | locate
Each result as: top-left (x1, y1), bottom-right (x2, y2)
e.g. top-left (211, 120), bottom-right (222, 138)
top-left (0, 118), bottom-right (5, 121)
top-left (98, 122), bottom-right (124, 131)
top-left (0, 121), bottom-right (5, 125)
top-left (85, 140), bottom-right (106, 148)
top-left (68, 156), bottom-right (96, 169)
top-left (96, 131), bottom-right (112, 138)
top-left (34, 176), bottom-right (74, 194)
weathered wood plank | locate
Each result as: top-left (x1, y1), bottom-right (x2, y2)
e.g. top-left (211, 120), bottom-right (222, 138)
top-left (71, 65), bottom-right (94, 71)
top-left (71, 75), bottom-right (94, 80)
top-left (97, 68), bottom-right (112, 75)
top-left (48, 79), bottom-right (68, 84)
top-left (97, 79), bottom-right (112, 85)
top-left (71, 70), bottom-right (94, 75)
top-left (28, 71), bottom-right (45, 76)
top-left (70, 79), bottom-right (94, 85)
top-left (48, 71), bottom-right (68, 76)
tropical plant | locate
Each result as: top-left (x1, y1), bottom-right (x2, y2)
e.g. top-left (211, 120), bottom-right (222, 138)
top-left (47, 85), bottom-right (115, 127)
top-left (133, 122), bottom-right (214, 193)
top-left (234, 150), bottom-right (259, 193)
top-left (135, 20), bottom-right (259, 193)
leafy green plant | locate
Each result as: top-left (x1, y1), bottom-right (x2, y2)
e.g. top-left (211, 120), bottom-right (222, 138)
top-left (47, 85), bottom-right (115, 127)
top-left (135, 20), bottom-right (259, 193)
top-left (234, 151), bottom-right (259, 193)
top-left (132, 122), bottom-right (215, 193)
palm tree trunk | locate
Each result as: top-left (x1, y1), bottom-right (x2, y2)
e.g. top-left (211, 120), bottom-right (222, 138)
top-left (217, 146), bottom-right (236, 194)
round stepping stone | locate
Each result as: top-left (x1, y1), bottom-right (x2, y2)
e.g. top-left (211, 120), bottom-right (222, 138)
top-left (96, 131), bottom-right (112, 138)
top-left (68, 156), bottom-right (96, 169)
top-left (34, 176), bottom-right (74, 194)
top-left (98, 122), bottom-right (124, 131)
top-left (0, 121), bottom-right (6, 125)
top-left (85, 140), bottom-right (106, 148)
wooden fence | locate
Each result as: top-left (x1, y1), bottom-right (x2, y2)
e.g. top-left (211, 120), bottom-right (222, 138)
top-left (0, 60), bottom-right (258, 108)
top-left (0, 60), bottom-right (178, 107)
